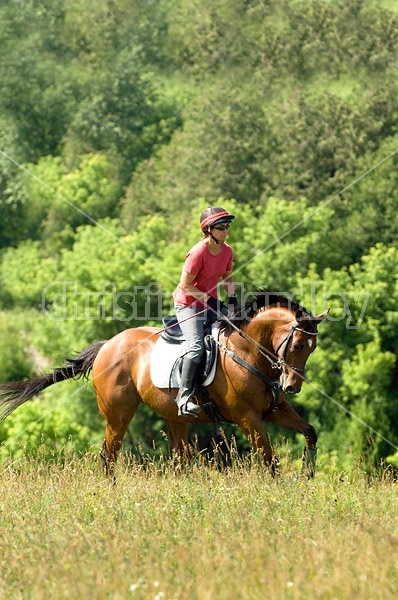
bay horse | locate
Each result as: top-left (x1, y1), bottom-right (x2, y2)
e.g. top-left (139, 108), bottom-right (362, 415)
top-left (0, 292), bottom-right (328, 477)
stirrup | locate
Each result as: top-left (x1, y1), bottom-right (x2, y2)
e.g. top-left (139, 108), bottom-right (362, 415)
top-left (178, 400), bottom-right (201, 417)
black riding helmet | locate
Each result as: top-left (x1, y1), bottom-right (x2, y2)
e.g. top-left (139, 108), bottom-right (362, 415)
top-left (200, 206), bottom-right (235, 231)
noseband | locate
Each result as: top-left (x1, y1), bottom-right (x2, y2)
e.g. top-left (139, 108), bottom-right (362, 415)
top-left (274, 324), bottom-right (318, 374)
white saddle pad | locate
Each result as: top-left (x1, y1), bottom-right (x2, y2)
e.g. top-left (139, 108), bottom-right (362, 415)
top-left (150, 324), bottom-right (220, 389)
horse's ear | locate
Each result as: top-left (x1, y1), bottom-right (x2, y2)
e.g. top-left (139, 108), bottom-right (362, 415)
top-left (314, 309), bottom-right (329, 324)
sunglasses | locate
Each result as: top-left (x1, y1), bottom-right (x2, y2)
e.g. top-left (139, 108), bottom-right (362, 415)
top-left (212, 224), bottom-right (230, 231)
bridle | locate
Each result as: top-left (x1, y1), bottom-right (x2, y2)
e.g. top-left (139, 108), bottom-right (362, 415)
top-left (213, 318), bottom-right (319, 420)
top-left (273, 324), bottom-right (319, 374)
top-left (220, 315), bottom-right (319, 376)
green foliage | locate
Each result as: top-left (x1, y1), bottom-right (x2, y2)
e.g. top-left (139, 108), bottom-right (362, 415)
top-left (0, 387), bottom-right (102, 461)
top-left (294, 244), bottom-right (398, 469)
top-left (0, 312), bottom-right (33, 382)
top-left (0, 0), bottom-right (80, 159)
top-left (0, 153), bottom-right (123, 249)
top-left (0, 240), bottom-right (58, 307)
top-left (0, 121), bottom-right (28, 247)
top-left (333, 136), bottom-right (398, 266)
top-left (61, 0), bottom-right (169, 67)
top-left (122, 83), bottom-right (398, 228)
top-left (237, 197), bottom-right (336, 289)
top-left (65, 50), bottom-right (181, 179)
top-left (165, 0), bottom-right (398, 77)
top-left (0, 0), bottom-right (181, 174)
top-left (36, 154), bottom-right (122, 244)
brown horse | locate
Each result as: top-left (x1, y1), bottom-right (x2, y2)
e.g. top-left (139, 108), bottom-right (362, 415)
top-left (0, 292), bottom-right (328, 477)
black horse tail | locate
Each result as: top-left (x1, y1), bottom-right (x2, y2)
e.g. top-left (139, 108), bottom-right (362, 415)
top-left (0, 340), bottom-right (107, 423)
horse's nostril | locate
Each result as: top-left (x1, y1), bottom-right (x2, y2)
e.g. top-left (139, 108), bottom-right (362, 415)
top-left (285, 385), bottom-right (298, 394)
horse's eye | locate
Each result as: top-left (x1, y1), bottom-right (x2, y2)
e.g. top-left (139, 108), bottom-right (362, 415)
top-left (293, 343), bottom-right (304, 351)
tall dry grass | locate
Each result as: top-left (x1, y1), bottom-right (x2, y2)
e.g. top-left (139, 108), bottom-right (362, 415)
top-left (0, 448), bottom-right (397, 600)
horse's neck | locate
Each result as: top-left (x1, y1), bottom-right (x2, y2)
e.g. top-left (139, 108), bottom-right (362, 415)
top-left (246, 308), bottom-right (294, 349)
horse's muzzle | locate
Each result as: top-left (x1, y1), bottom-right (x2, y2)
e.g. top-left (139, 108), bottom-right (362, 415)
top-left (280, 366), bottom-right (305, 394)
top-left (284, 384), bottom-right (301, 395)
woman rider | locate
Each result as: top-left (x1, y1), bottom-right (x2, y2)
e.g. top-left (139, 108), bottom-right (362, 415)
top-left (173, 206), bottom-right (238, 417)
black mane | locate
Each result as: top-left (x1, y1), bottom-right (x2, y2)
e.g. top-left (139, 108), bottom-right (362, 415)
top-left (222, 289), bottom-right (314, 330)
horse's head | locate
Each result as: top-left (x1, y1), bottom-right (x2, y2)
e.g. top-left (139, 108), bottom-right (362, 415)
top-left (273, 308), bottom-right (329, 394)
top-left (226, 291), bottom-right (329, 395)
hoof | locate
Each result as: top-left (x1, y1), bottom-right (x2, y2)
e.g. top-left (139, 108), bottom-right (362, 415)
top-left (301, 447), bottom-right (317, 478)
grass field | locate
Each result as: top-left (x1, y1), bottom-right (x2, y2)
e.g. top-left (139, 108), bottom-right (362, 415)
top-left (0, 449), bottom-right (397, 600)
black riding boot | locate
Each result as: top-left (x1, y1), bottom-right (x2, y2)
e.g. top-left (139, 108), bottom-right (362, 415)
top-left (175, 358), bottom-right (201, 417)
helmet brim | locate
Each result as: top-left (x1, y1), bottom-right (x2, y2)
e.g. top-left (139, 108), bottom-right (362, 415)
top-left (211, 215), bottom-right (235, 226)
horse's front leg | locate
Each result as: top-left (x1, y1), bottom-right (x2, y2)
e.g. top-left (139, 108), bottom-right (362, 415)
top-left (234, 411), bottom-right (277, 474)
top-left (266, 396), bottom-right (317, 478)
top-left (166, 419), bottom-right (191, 460)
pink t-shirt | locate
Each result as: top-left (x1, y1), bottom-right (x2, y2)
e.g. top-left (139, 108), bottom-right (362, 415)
top-left (173, 239), bottom-right (233, 307)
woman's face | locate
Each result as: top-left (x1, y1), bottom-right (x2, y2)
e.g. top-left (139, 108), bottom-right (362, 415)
top-left (210, 223), bottom-right (230, 242)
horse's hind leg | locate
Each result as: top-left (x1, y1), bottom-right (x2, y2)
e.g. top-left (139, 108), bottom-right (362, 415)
top-left (99, 412), bottom-right (138, 479)
top-left (96, 387), bottom-right (140, 480)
